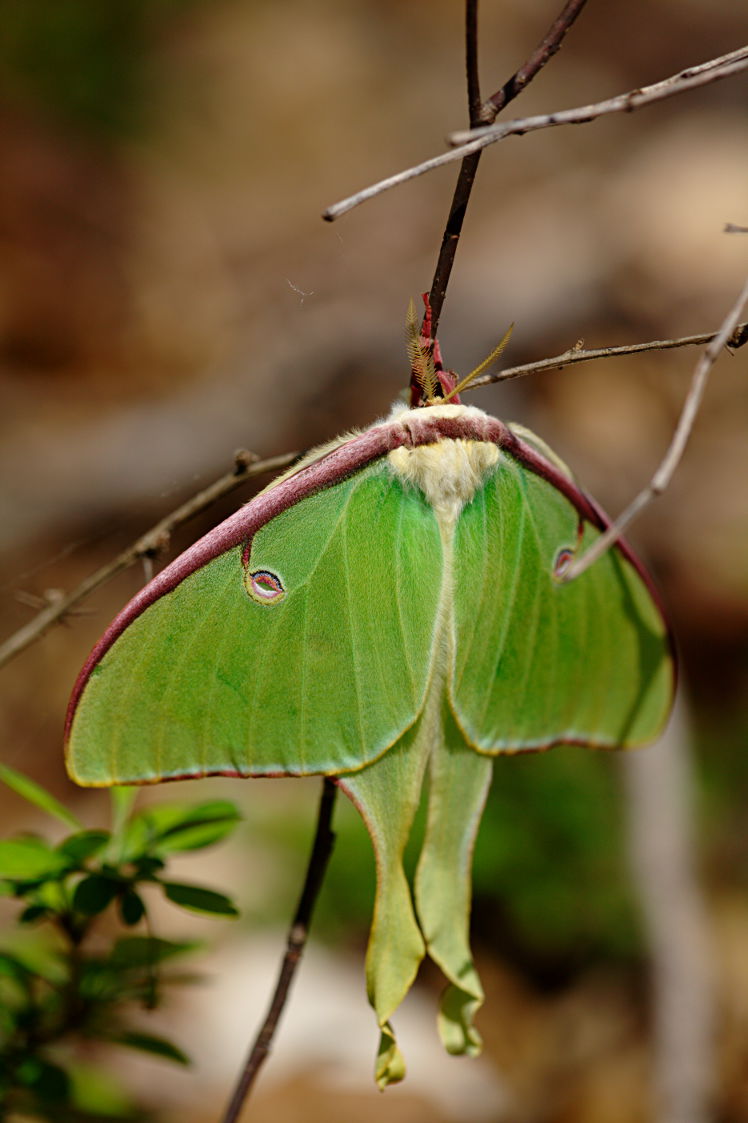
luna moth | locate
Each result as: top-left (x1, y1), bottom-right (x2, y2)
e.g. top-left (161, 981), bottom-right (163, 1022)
top-left (65, 311), bottom-right (674, 1087)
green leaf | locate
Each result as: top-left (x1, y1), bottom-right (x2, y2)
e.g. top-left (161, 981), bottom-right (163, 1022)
top-left (57, 829), bottom-right (111, 863)
top-left (111, 1029), bottom-right (190, 1065)
top-left (110, 785), bottom-right (138, 836)
top-left (0, 933), bottom-right (67, 984)
top-left (17, 1057), bottom-right (71, 1101)
top-left (132, 855), bottom-right (165, 879)
top-left (162, 882), bottom-right (239, 917)
top-left (124, 800), bottom-right (242, 858)
top-left (67, 1060), bottom-right (134, 1117)
top-left (33, 877), bottom-right (67, 911)
top-left (0, 764), bottom-right (82, 829)
top-left (76, 959), bottom-right (122, 1004)
top-left (109, 936), bottom-right (198, 968)
top-left (134, 800), bottom-right (231, 833)
top-left (148, 800), bottom-right (242, 853)
top-left (0, 837), bottom-right (68, 880)
top-left (117, 816), bottom-right (148, 862)
top-left (155, 818), bottom-right (240, 853)
top-left (19, 904), bottom-right (50, 925)
top-left (73, 874), bottom-right (121, 916)
top-left (0, 950), bottom-right (34, 984)
top-left (119, 890), bottom-right (145, 926)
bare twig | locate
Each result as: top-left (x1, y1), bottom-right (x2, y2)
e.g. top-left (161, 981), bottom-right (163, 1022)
top-left (561, 277), bottom-right (748, 580)
top-left (483, 0), bottom-right (589, 115)
top-left (451, 44), bottom-right (748, 144)
top-left (465, 0), bottom-right (482, 126)
top-left (220, 778), bottom-right (337, 1123)
top-left (0, 449), bottom-right (299, 670)
top-left (472, 320), bottom-right (748, 388)
top-left (324, 46), bottom-right (748, 220)
top-left (424, 0), bottom-right (482, 342)
top-left (422, 0), bottom-right (481, 343)
top-left (427, 0), bottom-right (589, 337)
top-left (425, 150), bottom-right (483, 341)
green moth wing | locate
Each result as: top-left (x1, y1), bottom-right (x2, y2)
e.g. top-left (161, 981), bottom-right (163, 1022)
top-left (451, 444), bottom-right (672, 751)
top-left (66, 453), bottom-right (443, 784)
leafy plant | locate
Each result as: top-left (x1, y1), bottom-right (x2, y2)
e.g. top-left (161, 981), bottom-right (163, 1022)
top-left (0, 765), bottom-right (241, 1120)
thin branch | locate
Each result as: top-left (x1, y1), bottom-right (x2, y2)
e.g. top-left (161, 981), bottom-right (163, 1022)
top-left (561, 276), bottom-right (748, 580)
top-left (484, 0), bottom-right (589, 115)
top-left (425, 153), bottom-right (483, 340)
top-left (324, 46), bottom-right (748, 220)
top-left (0, 449), bottom-right (299, 671)
top-left (471, 320), bottom-right (748, 388)
top-left (220, 778), bottom-right (338, 1123)
top-left (424, 0), bottom-right (482, 343)
top-left (451, 44), bottom-right (748, 144)
top-left (465, 0), bottom-right (482, 126)
top-left (427, 0), bottom-right (589, 337)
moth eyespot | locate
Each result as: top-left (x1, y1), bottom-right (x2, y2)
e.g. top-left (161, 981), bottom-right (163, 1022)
top-left (553, 548), bottom-right (575, 580)
top-left (245, 569), bottom-right (285, 605)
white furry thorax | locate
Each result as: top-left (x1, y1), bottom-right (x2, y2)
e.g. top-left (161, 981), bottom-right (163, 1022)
top-left (387, 404), bottom-right (499, 523)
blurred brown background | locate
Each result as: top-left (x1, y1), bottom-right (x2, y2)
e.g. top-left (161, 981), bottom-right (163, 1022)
top-left (0, 1), bottom-right (747, 1120)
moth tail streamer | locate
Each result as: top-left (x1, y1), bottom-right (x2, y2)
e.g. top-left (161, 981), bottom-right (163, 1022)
top-left (337, 721), bottom-right (430, 1087)
top-left (415, 706), bottom-right (492, 1055)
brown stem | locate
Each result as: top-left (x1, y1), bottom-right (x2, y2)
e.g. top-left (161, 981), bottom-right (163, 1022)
top-left (426, 0), bottom-right (590, 337)
top-left (486, 0), bottom-right (590, 115)
top-left (451, 46), bottom-right (748, 146)
top-left (426, 153), bottom-right (483, 340)
top-left (219, 778), bottom-right (338, 1123)
top-left (471, 320), bottom-right (748, 388)
top-left (465, 0), bottom-right (483, 124)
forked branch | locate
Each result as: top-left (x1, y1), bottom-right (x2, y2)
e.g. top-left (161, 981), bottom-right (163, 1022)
top-left (451, 44), bottom-right (748, 145)
top-left (324, 46), bottom-right (748, 220)
top-left (484, 0), bottom-right (589, 114)
top-left (427, 0), bottom-right (590, 336)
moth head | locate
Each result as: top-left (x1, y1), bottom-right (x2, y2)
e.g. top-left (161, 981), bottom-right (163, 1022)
top-left (406, 295), bottom-right (514, 408)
